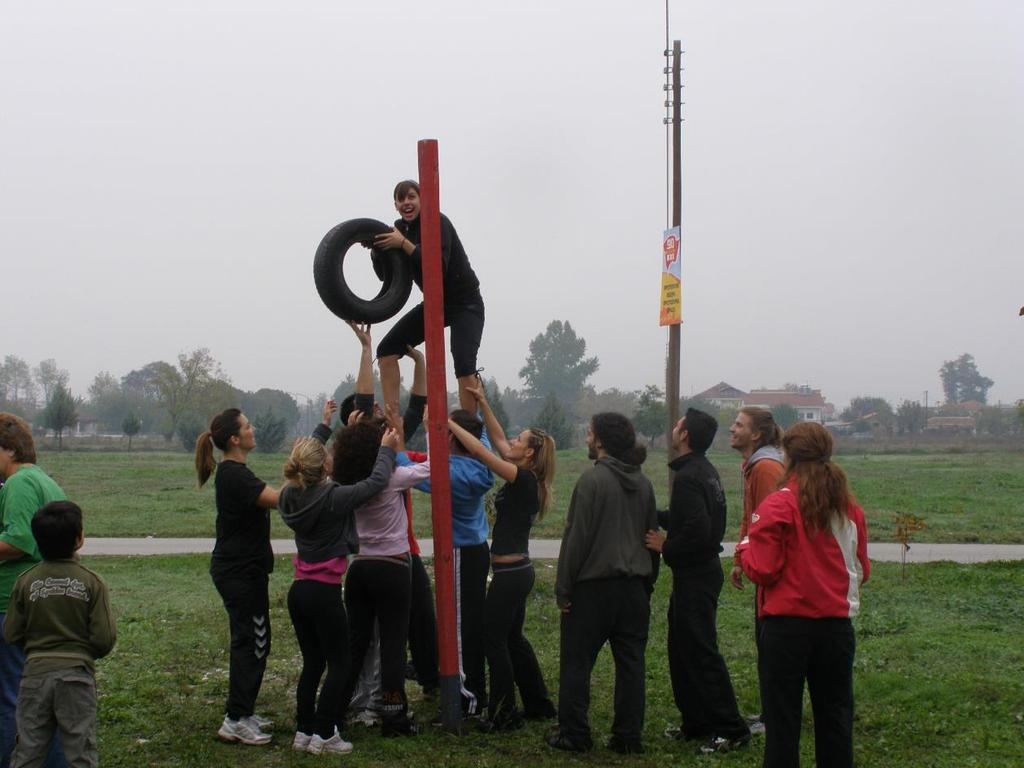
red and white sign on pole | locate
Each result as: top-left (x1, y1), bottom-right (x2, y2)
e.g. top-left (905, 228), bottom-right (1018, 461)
top-left (659, 226), bottom-right (683, 326)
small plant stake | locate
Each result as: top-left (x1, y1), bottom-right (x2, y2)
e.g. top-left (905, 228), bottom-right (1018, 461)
top-left (893, 512), bottom-right (927, 581)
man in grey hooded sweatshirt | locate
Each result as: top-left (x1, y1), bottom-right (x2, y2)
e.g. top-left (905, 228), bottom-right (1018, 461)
top-left (548, 412), bottom-right (659, 756)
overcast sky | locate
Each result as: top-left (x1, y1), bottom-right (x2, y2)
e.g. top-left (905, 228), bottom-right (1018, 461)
top-left (3, 0), bottom-right (1021, 411)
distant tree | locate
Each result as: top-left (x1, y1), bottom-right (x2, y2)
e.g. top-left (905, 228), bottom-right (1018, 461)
top-left (632, 385), bottom-right (667, 445)
top-left (717, 407), bottom-right (740, 434)
top-left (485, 379), bottom-right (511, 435)
top-left (896, 400), bottom-right (925, 435)
top-left (254, 409), bottom-right (288, 453)
top-left (147, 348), bottom-right (223, 441)
top-left (122, 412), bottom-right (142, 451)
top-left (939, 353), bottom-right (994, 404)
top-left (244, 389), bottom-right (300, 434)
top-left (33, 359), bottom-right (70, 404)
top-left (333, 374), bottom-right (358, 405)
top-left (841, 396), bottom-right (895, 434)
top-left (534, 394), bottom-right (573, 450)
top-left (88, 371), bottom-right (129, 431)
top-left (976, 407), bottom-right (1014, 437)
top-left (678, 397), bottom-right (716, 414)
top-left (770, 403), bottom-right (799, 429)
top-left (41, 383), bottom-right (79, 451)
top-left (519, 320), bottom-right (598, 410)
top-left (0, 355), bottom-right (36, 408)
top-left (176, 413), bottom-right (204, 452)
top-left (578, 387), bottom-right (639, 421)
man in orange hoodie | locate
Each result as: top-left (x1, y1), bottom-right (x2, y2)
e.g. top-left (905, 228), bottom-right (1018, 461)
top-left (728, 407), bottom-right (785, 734)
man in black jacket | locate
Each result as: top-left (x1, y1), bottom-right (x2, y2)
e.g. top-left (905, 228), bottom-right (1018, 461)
top-left (645, 408), bottom-right (750, 754)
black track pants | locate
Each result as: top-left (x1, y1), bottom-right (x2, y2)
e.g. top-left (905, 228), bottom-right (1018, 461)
top-left (667, 562), bottom-right (749, 740)
top-left (484, 559), bottom-right (553, 720)
top-left (759, 616), bottom-right (855, 768)
top-left (557, 578), bottom-right (650, 745)
top-left (211, 568), bottom-right (270, 720)
top-left (341, 558), bottom-right (412, 725)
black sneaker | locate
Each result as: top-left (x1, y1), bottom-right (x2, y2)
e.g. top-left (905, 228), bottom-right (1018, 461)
top-left (476, 712), bottom-right (525, 734)
top-left (699, 734), bottom-right (752, 754)
top-left (607, 735), bottom-right (644, 755)
top-left (546, 729), bottom-right (592, 753)
top-left (381, 717), bottom-right (419, 737)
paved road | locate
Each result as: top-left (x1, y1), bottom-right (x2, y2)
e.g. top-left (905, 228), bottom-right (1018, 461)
top-left (80, 538), bottom-right (1024, 564)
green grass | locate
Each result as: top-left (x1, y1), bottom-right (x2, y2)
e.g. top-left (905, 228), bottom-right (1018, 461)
top-left (37, 448), bottom-right (1024, 543)
top-left (91, 556), bottom-right (1024, 767)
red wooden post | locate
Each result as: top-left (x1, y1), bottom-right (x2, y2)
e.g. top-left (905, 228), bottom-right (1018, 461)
top-left (417, 139), bottom-right (462, 730)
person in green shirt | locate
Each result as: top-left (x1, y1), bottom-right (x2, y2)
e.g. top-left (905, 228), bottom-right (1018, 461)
top-left (0, 413), bottom-right (67, 768)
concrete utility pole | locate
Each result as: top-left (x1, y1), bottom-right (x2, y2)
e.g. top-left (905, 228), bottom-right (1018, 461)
top-left (664, 39), bottom-right (682, 478)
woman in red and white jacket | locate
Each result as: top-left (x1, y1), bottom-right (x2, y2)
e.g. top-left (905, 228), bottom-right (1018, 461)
top-left (737, 422), bottom-right (869, 768)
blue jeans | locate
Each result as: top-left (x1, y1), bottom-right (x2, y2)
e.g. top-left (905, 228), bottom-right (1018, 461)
top-left (0, 613), bottom-right (66, 768)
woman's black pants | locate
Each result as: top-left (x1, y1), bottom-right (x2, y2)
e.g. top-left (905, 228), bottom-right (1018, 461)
top-left (759, 616), bottom-right (855, 768)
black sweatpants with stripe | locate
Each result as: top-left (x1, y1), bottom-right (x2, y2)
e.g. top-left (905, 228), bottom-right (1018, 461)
top-left (455, 542), bottom-right (489, 714)
top-left (211, 567), bottom-right (270, 720)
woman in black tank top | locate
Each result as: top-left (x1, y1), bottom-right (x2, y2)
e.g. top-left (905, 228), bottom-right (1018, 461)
top-left (446, 384), bottom-right (558, 731)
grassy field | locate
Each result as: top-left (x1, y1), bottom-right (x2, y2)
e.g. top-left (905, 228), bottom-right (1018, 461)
top-left (36, 448), bottom-right (1024, 543)
top-left (91, 556), bottom-right (1024, 767)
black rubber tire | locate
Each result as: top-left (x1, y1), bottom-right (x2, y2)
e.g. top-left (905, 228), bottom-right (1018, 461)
top-left (313, 218), bottom-right (413, 323)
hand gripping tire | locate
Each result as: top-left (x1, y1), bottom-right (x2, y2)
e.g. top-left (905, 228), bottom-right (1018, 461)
top-left (313, 218), bottom-right (413, 323)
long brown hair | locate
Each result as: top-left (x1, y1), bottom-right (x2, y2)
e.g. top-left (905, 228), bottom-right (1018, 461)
top-left (195, 408), bottom-right (243, 488)
top-left (781, 422), bottom-right (851, 533)
top-left (523, 428), bottom-right (556, 519)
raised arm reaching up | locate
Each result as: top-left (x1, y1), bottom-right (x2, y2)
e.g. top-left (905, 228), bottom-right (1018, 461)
top-left (463, 383), bottom-right (511, 459)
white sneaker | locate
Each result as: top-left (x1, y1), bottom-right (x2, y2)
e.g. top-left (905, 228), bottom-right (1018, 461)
top-left (217, 716), bottom-right (272, 746)
top-left (251, 714), bottom-right (274, 730)
top-left (292, 731), bottom-right (313, 751)
top-left (307, 728), bottom-right (354, 755)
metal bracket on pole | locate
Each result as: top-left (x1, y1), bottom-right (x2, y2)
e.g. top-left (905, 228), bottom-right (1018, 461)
top-left (417, 139), bottom-right (463, 733)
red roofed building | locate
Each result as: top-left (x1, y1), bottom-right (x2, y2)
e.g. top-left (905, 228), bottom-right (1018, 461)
top-left (746, 386), bottom-right (830, 424)
top-left (692, 382), bottom-right (748, 410)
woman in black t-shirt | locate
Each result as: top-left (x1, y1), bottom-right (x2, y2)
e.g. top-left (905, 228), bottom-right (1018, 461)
top-left (195, 408), bottom-right (280, 746)
top-left (446, 385), bottom-right (557, 731)
top-left (372, 179), bottom-right (485, 416)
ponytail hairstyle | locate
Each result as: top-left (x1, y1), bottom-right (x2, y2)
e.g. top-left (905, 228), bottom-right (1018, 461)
top-left (591, 412), bottom-right (647, 466)
top-left (283, 437), bottom-right (327, 490)
top-left (739, 406), bottom-right (784, 450)
top-left (195, 408), bottom-right (243, 488)
top-left (781, 422), bottom-right (852, 534)
top-left (524, 427), bottom-right (556, 519)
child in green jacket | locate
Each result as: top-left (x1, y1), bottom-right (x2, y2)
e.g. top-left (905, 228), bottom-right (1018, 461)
top-left (4, 501), bottom-right (116, 768)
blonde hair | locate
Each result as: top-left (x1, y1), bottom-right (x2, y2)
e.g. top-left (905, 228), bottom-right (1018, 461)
top-left (283, 437), bottom-right (327, 489)
top-left (525, 428), bottom-right (556, 519)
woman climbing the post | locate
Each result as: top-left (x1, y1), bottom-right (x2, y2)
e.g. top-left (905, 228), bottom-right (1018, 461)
top-left (195, 409), bottom-right (280, 747)
top-left (278, 405), bottom-right (401, 755)
top-left (447, 384), bottom-right (558, 731)
top-left (372, 179), bottom-right (485, 415)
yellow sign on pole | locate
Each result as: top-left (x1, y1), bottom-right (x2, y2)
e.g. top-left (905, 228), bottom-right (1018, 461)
top-left (660, 226), bottom-right (682, 326)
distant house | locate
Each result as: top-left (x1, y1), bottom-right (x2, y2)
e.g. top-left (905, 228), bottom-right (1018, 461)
top-left (926, 416), bottom-right (976, 434)
top-left (747, 386), bottom-right (829, 424)
top-left (692, 382), bottom-right (748, 410)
